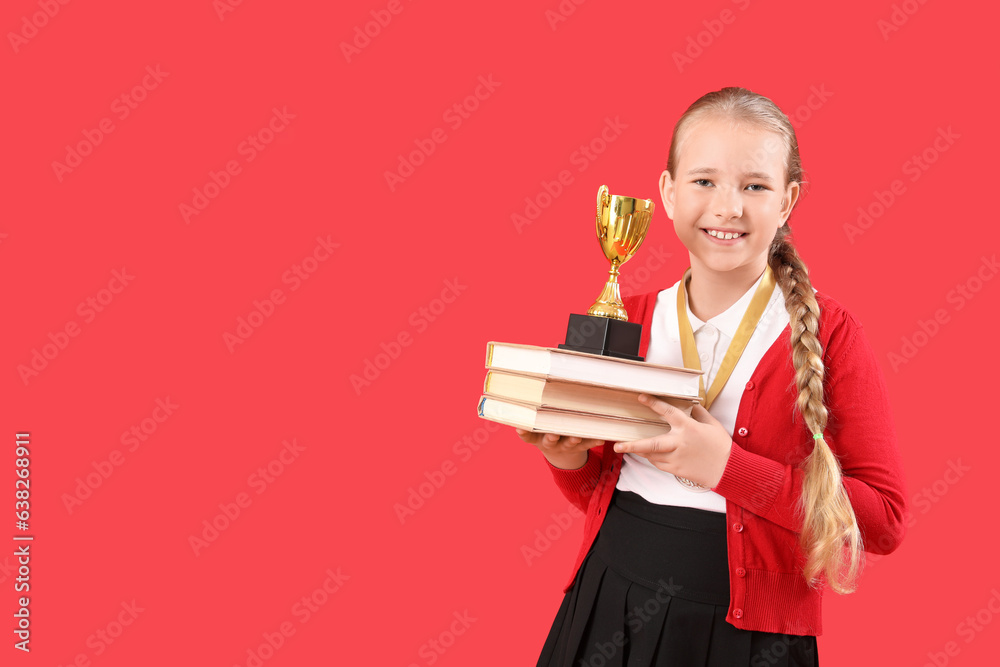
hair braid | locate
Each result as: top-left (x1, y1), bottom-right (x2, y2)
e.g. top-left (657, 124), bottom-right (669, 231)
top-left (769, 226), bottom-right (863, 593)
top-left (666, 86), bottom-right (864, 593)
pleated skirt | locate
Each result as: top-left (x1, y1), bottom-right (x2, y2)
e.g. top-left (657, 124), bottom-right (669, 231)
top-left (536, 489), bottom-right (818, 667)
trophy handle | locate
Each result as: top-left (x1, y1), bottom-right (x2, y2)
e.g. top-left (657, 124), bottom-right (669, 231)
top-left (595, 184), bottom-right (610, 245)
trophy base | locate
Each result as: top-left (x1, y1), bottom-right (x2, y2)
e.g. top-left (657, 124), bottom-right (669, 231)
top-left (558, 313), bottom-right (644, 362)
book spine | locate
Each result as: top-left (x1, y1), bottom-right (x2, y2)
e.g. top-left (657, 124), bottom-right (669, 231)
top-left (477, 396), bottom-right (487, 417)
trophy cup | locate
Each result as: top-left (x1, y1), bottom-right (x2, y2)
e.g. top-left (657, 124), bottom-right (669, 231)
top-left (558, 185), bottom-right (654, 361)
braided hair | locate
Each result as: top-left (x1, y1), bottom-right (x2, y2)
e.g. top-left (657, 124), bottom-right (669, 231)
top-left (666, 87), bottom-right (863, 594)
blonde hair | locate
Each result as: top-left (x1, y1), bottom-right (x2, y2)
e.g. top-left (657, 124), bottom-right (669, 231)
top-left (666, 87), bottom-right (863, 594)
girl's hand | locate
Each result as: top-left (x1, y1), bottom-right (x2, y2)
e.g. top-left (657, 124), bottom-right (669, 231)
top-left (613, 394), bottom-right (733, 488)
top-left (513, 428), bottom-right (604, 470)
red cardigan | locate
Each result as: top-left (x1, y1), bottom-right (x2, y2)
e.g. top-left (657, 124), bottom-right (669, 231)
top-left (545, 289), bottom-right (908, 636)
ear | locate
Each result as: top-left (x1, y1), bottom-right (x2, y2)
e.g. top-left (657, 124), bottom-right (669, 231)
top-left (779, 181), bottom-right (800, 224)
top-left (658, 169), bottom-right (676, 219)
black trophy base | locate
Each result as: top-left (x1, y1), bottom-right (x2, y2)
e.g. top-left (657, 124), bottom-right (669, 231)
top-left (558, 313), bottom-right (643, 361)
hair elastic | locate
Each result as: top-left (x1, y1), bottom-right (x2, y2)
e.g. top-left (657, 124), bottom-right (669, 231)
top-left (813, 433), bottom-right (824, 440)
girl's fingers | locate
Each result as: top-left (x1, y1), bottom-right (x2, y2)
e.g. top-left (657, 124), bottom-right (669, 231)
top-left (614, 437), bottom-right (670, 454)
top-left (639, 394), bottom-right (686, 424)
top-left (689, 403), bottom-right (720, 425)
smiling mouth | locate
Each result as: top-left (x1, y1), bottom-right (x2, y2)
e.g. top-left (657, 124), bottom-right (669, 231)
top-left (702, 228), bottom-right (746, 240)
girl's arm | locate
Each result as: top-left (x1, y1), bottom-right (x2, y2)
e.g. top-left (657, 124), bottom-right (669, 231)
top-left (535, 290), bottom-right (647, 514)
top-left (712, 314), bottom-right (909, 555)
top-left (544, 445), bottom-right (607, 514)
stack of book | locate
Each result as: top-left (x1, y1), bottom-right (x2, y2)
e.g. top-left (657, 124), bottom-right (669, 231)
top-left (477, 341), bottom-right (704, 442)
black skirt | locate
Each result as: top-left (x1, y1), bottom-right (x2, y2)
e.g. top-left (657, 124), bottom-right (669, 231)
top-left (536, 489), bottom-right (818, 667)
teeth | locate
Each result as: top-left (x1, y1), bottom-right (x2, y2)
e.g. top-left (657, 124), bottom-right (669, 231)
top-left (707, 229), bottom-right (742, 239)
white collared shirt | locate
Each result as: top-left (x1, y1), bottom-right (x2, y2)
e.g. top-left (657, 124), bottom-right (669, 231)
top-left (615, 270), bottom-right (792, 513)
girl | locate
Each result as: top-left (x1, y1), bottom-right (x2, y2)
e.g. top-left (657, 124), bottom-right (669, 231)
top-left (515, 87), bottom-right (908, 666)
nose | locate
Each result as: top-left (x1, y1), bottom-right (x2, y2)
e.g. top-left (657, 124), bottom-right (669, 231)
top-left (712, 185), bottom-right (742, 220)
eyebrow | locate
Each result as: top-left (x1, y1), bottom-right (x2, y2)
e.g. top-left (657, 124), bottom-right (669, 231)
top-left (685, 167), bottom-right (775, 183)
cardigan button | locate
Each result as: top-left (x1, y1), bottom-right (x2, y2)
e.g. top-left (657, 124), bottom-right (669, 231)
top-left (745, 380), bottom-right (755, 390)
top-left (736, 567), bottom-right (746, 577)
top-left (738, 427), bottom-right (748, 437)
top-left (733, 608), bottom-right (744, 619)
top-left (732, 522), bottom-right (744, 533)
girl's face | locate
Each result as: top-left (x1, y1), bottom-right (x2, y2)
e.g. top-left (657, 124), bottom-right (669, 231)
top-left (659, 115), bottom-right (799, 279)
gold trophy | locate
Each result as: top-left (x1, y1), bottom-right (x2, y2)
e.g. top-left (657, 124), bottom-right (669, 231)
top-left (559, 185), bottom-right (654, 361)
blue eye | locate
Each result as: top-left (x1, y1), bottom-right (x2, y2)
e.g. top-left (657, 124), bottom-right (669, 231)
top-left (746, 184), bottom-right (768, 191)
top-left (694, 179), bottom-right (712, 187)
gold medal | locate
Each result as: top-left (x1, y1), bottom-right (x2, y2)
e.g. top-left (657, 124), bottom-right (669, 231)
top-left (673, 265), bottom-right (777, 489)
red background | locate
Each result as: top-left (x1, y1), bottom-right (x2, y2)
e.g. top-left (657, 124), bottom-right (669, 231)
top-left (3, 0), bottom-right (998, 665)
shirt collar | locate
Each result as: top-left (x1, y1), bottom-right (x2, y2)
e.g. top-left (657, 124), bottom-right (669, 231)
top-left (685, 269), bottom-right (769, 339)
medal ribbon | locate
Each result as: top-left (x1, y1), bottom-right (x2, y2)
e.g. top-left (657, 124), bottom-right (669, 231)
top-left (677, 265), bottom-right (776, 410)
